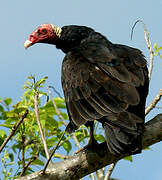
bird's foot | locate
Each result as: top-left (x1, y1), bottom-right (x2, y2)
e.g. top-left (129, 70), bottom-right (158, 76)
top-left (75, 139), bottom-right (100, 154)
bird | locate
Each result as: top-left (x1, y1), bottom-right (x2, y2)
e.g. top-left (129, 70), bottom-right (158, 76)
top-left (24, 23), bottom-right (149, 155)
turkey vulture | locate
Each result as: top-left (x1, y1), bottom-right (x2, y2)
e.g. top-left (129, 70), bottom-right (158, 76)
top-left (24, 24), bottom-right (149, 155)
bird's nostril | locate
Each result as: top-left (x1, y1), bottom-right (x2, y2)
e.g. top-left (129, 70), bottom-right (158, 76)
top-left (29, 35), bottom-right (35, 42)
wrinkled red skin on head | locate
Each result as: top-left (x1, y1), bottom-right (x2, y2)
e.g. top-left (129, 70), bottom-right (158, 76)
top-left (27, 24), bottom-right (56, 45)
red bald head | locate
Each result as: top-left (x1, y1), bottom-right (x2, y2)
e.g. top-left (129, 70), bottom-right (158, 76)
top-left (24, 24), bottom-right (62, 49)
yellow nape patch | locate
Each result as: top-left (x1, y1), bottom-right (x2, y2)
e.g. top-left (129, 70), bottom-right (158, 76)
top-left (50, 24), bottom-right (62, 37)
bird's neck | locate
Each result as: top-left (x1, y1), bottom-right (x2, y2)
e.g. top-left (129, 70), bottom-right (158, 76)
top-left (55, 25), bottom-right (94, 53)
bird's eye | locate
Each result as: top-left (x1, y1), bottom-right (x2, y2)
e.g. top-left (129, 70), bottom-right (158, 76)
top-left (42, 29), bottom-right (47, 33)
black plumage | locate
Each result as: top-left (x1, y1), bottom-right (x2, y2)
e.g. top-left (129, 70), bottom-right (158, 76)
top-left (60, 25), bottom-right (149, 155)
top-left (25, 24), bottom-right (149, 155)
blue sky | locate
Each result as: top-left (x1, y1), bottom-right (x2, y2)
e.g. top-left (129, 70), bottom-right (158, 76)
top-left (1, 0), bottom-right (162, 179)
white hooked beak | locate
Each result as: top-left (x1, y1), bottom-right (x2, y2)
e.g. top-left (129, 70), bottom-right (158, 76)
top-left (24, 40), bottom-right (32, 49)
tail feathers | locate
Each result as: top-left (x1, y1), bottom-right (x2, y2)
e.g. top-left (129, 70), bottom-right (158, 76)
top-left (103, 122), bottom-right (143, 155)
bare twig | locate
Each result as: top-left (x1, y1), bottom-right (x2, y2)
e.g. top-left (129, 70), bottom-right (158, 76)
top-left (131, 19), bottom-right (154, 81)
top-left (54, 152), bottom-right (71, 159)
top-left (21, 135), bottom-right (26, 171)
top-left (34, 92), bottom-right (50, 160)
top-left (104, 162), bottom-right (117, 180)
top-left (143, 25), bottom-right (154, 81)
top-left (47, 87), bottom-right (67, 125)
top-left (90, 173), bottom-right (96, 180)
top-left (145, 89), bottom-right (162, 115)
top-left (48, 85), bottom-right (62, 98)
top-left (72, 134), bottom-right (81, 148)
top-left (57, 135), bottom-right (71, 148)
top-left (19, 155), bottom-right (37, 177)
top-left (0, 109), bottom-right (28, 154)
top-left (43, 131), bottom-right (65, 174)
top-left (96, 168), bottom-right (105, 180)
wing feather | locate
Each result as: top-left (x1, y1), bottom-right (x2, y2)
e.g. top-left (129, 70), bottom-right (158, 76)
top-left (68, 101), bottom-right (87, 126)
top-left (62, 39), bottom-right (147, 130)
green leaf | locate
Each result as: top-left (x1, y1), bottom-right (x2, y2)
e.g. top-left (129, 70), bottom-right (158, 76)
top-left (154, 47), bottom-right (162, 53)
top-left (153, 43), bottom-right (158, 49)
top-left (56, 103), bottom-right (66, 109)
top-left (157, 47), bottom-right (162, 51)
top-left (0, 124), bottom-right (13, 128)
top-left (54, 153), bottom-right (66, 159)
top-left (53, 97), bottom-right (65, 104)
top-left (62, 140), bottom-right (72, 154)
top-left (0, 111), bottom-right (7, 120)
top-left (7, 161), bottom-right (14, 166)
top-left (144, 146), bottom-right (151, 150)
top-left (28, 74), bottom-right (35, 80)
top-left (0, 131), bottom-right (7, 146)
top-left (60, 112), bottom-right (68, 120)
top-left (4, 150), bottom-right (9, 159)
top-left (5, 117), bottom-right (17, 125)
top-left (12, 143), bottom-right (22, 153)
top-left (40, 119), bottom-right (45, 129)
top-left (39, 91), bottom-right (48, 97)
top-left (47, 137), bottom-right (58, 146)
top-left (7, 111), bottom-right (18, 118)
top-left (34, 77), bottom-right (48, 89)
top-left (45, 117), bottom-right (58, 129)
top-left (8, 153), bottom-right (14, 162)
top-left (123, 155), bottom-right (132, 162)
top-left (32, 124), bottom-right (39, 132)
top-left (14, 108), bottom-right (28, 114)
top-left (0, 130), bottom-right (7, 138)
top-left (0, 105), bottom-right (4, 112)
top-left (31, 158), bottom-right (44, 166)
top-left (95, 134), bottom-right (105, 142)
top-left (4, 98), bottom-right (12, 106)
top-left (75, 130), bottom-right (87, 143)
top-left (53, 97), bottom-right (66, 109)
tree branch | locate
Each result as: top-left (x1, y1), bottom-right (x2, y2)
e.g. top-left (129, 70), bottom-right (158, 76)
top-left (21, 134), bottom-right (26, 174)
top-left (0, 110), bottom-right (29, 154)
top-left (131, 20), bottom-right (154, 81)
top-left (145, 89), bottom-right (162, 115)
top-left (15, 114), bottom-right (162, 180)
top-left (142, 22), bottom-right (154, 81)
top-left (19, 155), bottom-right (37, 177)
top-left (43, 131), bottom-right (65, 174)
top-left (34, 92), bottom-right (50, 160)
top-left (104, 162), bottom-right (117, 180)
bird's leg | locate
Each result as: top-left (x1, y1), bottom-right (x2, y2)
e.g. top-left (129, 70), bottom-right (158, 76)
top-left (75, 122), bottom-right (99, 154)
top-left (87, 122), bottom-right (98, 147)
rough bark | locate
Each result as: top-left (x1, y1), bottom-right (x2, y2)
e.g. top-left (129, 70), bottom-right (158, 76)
top-left (16, 114), bottom-right (162, 180)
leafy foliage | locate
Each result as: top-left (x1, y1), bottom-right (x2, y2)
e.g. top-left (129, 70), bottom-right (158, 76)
top-left (0, 75), bottom-right (89, 178)
top-left (1, 150), bottom-right (14, 180)
top-left (154, 43), bottom-right (162, 59)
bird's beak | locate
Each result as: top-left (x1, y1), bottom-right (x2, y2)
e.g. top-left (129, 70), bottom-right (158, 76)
top-left (24, 40), bottom-right (32, 49)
